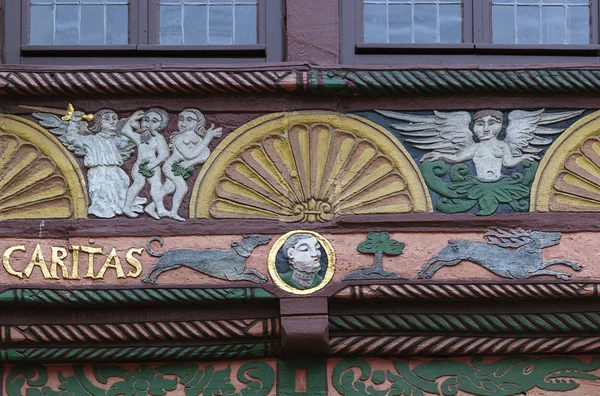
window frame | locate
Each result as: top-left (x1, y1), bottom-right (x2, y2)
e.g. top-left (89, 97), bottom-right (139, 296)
top-left (3, 0), bottom-right (284, 65)
top-left (341, 0), bottom-right (600, 64)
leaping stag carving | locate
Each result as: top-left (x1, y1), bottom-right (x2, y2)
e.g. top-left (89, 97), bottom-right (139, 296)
top-left (418, 228), bottom-right (581, 280)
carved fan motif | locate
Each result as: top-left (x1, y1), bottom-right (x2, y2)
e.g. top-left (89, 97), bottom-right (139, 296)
top-left (550, 136), bottom-right (600, 211)
top-left (0, 133), bottom-right (72, 219)
top-left (210, 123), bottom-right (412, 222)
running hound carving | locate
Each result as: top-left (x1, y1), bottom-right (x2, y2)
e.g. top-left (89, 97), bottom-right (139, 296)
top-left (142, 234), bottom-right (271, 284)
top-left (418, 228), bottom-right (581, 280)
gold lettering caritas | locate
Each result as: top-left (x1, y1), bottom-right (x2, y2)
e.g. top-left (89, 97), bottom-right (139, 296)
top-left (1, 244), bottom-right (145, 280)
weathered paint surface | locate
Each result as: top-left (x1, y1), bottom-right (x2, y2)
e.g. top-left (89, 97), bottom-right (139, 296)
top-left (7, 356), bottom-right (600, 395)
top-left (0, 230), bottom-right (593, 286)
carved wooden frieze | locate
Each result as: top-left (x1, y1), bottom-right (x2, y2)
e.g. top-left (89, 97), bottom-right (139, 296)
top-left (0, 230), bottom-right (588, 287)
top-left (3, 106), bottom-right (600, 220)
top-left (7, 356), bottom-right (600, 395)
top-left (191, 112), bottom-right (432, 221)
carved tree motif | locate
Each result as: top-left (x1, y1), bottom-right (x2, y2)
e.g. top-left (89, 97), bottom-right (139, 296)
top-left (343, 232), bottom-right (406, 280)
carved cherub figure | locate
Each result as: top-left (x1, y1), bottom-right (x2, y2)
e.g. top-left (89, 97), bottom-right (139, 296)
top-left (377, 109), bottom-right (583, 181)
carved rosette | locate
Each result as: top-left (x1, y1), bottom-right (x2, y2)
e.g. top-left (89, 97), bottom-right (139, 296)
top-left (191, 112), bottom-right (431, 222)
top-left (0, 133), bottom-right (73, 219)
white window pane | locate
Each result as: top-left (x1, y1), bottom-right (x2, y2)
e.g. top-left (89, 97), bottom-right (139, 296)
top-left (541, 6), bottom-right (565, 44)
top-left (183, 5), bottom-right (208, 45)
top-left (54, 4), bottom-right (79, 45)
top-left (106, 5), bottom-right (128, 44)
top-left (414, 4), bottom-right (437, 43)
top-left (31, 0), bottom-right (53, 3)
top-left (568, 6), bottom-right (590, 44)
top-left (388, 4), bottom-right (411, 43)
top-left (80, 5), bottom-right (105, 45)
top-left (516, 5), bottom-right (540, 44)
top-left (160, 5), bottom-right (183, 44)
top-left (492, 6), bottom-right (515, 43)
top-left (364, 1), bottom-right (462, 44)
top-left (235, 4), bottom-right (257, 44)
top-left (439, 4), bottom-right (462, 43)
top-left (30, 5), bottom-right (54, 44)
top-left (364, 4), bottom-right (387, 43)
top-left (209, 5), bottom-right (234, 44)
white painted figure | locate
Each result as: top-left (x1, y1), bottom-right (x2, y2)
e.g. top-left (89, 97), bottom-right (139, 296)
top-left (32, 108), bottom-right (135, 218)
top-left (159, 109), bottom-right (222, 221)
top-left (121, 109), bottom-right (170, 219)
top-left (377, 109), bottom-right (583, 182)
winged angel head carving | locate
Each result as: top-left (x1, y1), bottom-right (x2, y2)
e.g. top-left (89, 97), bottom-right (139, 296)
top-left (377, 109), bottom-right (583, 182)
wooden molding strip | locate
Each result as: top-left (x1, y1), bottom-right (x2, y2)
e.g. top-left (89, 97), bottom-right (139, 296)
top-left (3, 64), bottom-right (600, 97)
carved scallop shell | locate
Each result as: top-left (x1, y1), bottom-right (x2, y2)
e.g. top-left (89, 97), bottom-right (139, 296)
top-left (209, 123), bottom-right (412, 222)
top-left (550, 136), bottom-right (600, 211)
top-left (0, 133), bottom-right (72, 219)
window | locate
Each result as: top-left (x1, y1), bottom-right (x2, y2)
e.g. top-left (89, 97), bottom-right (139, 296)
top-left (363, 0), bottom-right (463, 44)
top-left (491, 0), bottom-right (590, 45)
top-left (341, 0), bottom-right (600, 64)
top-left (29, 0), bottom-right (129, 46)
top-left (3, 0), bottom-right (283, 64)
top-left (159, 0), bottom-right (258, 45)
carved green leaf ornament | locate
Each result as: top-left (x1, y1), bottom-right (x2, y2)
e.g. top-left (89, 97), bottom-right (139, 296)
top-left (333, 357), bottom-right (600, 396)
top-left (172, 160), bottom-right (195, 180)
top-left (138, 161), bottom-right (155, 178)
top-left (6, 361), bottom-right (275, 396)
top-left (421, 160), bottom-right (538, 216)
top-left (357, 232), bottom-right (405, 256)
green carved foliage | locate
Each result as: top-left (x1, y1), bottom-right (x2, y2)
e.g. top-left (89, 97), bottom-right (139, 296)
top-left (420, 161), bottom-right (538, 216)
top-left (357, 232), bottom-right (405, 256)
top-left (6, 362), bottom-right (275, 396)
top-left (333, 357), bottom-right (600, 396)
top-left (172, 160), bottom-right (195, 180)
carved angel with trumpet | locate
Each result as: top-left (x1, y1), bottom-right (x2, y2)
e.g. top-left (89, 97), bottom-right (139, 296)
top-left (25, 104), bottom-right (137, 219)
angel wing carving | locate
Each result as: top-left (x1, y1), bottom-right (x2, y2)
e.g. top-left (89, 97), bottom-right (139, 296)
top-left (31, 112), bottom-right (88, 157)
top-left (504, 109), bottom-right (584, 157)
top-left (376, 110), bottom-right (474, 161)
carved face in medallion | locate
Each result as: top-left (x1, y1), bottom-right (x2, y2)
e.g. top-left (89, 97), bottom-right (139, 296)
top-left (178, 110), bottom-right (200, 134)
top-left (473, 115), bottom-right (502, 141)
top-left (269, 230), bottom-right (335, 295)
top-left (278, 234), bottom-right (325, 290)
top-left (285, 235), bottom-right (322, 274)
